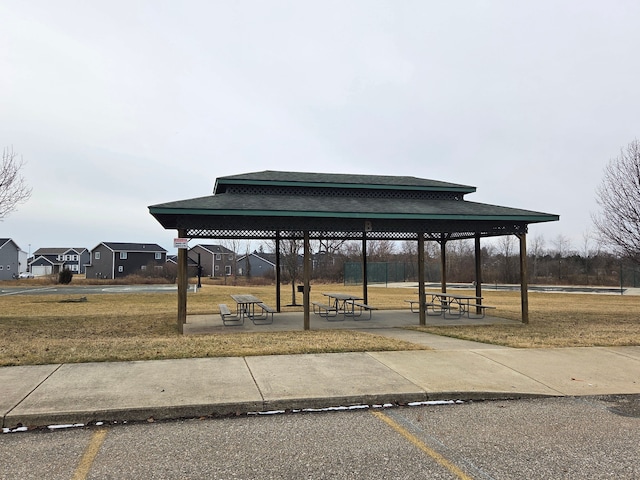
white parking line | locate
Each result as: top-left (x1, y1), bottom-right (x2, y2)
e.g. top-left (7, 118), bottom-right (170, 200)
top-left (0, 287), bottom-right (58, 296)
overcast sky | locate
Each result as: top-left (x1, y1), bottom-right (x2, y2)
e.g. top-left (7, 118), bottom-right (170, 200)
top-left (2, 1), bottom-right (640, 255)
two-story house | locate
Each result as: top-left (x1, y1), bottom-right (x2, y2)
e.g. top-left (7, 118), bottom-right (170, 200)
top-left (188, 244), bottom-right (235, 277)
top-left (85, 242), bottom-right (167, 279)
top-left (29, 247), bottom-right (90, 276)
top-left (235, 250), bottom-right (308, 278)
top-left (235, 251), bottom-right (279, 277)
top-left (0, 238), bottom-right (26, 280)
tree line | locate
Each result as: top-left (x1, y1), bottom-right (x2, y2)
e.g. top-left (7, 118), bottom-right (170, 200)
top-left (273, 234), bottom-right (637, 287)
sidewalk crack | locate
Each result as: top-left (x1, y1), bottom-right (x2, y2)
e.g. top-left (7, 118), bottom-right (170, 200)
top-left (243, 357), bottom-right (266, 411)
top-left (3, 364), bottom-right (64, 428)
top-left (471, 351), bottom-right (565, 395)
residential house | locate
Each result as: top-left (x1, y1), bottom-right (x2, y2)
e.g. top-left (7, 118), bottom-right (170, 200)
top-left (29, 247), bottom-right (90, 276)
top-left (188, 244), bottom-right (235, 277)
top-left (235, 251), bottom-right (278, 277)
top-left (166, 254), bottom-right (198, 276)
top-left (85, 242), bottom-right (167, 279)
top-left (235, 250), bottom-right (317, 278)
top-left (0, 238), bottom-right (26, 280)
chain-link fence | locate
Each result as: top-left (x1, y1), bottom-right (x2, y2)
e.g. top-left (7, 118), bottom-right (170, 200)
top-left (344, 262), bottom-right (413, 285)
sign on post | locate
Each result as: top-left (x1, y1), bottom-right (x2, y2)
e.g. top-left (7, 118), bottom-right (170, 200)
top-left (174, 238), bottom-right (189, 249)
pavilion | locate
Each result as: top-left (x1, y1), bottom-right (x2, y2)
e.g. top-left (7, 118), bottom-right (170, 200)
top-left (149, 171), bottom-right (559, 332)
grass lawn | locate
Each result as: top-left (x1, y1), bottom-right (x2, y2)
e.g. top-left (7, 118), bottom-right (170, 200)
top-left (1, 282), bottom-right (638, 366)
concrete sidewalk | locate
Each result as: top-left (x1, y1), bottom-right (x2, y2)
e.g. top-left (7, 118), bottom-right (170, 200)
top-left (2, 334), bottom-right (639, 429)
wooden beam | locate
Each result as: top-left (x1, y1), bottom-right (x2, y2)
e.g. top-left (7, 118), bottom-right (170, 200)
top-left (275, 231), bottom-right (281, 312)
top-left (475, 233), bottom-right (483, 313)
top-left (362, 232), bottom-right (368, 304)
top-left (177, 229), bottom-right (187, 333)
top-left (418, 233), bottom-right (426, 325)
top-left (303, 231), bottom-right (311, 330)
top-left (440, 235), bottom-right (447, 293)
top-left (518, 233), bottom-right (529, 324)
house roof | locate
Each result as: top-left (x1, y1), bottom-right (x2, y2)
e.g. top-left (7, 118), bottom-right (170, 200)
top-left (167, 255), bottom-right (198, 265)
top-left (236, 251), bottom-right (277, 266)
top-left (29, 256), bottom-right (61, 266)
top-left (191, 244), bottom-right (234, 255)
top-left (33, 247), bottom-right (87, 255)
top-left (96, 242), bottom-right (167, 252)
top-left (149, 170), bottom-right (559, 241)
top-left (0, 238), bottom-right (21, 250)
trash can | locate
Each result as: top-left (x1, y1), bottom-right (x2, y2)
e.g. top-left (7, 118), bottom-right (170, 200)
top-left (297, 285), bottom-right (310, 293)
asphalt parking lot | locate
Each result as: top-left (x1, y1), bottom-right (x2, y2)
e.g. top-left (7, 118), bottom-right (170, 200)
top-left (2, 396), bottom-right (638, 479)
top-left (0, 284), bottom-right (177, 296)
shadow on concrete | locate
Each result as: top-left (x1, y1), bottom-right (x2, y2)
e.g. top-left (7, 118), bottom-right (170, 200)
top-left (183, 309), bottom-right (517, 335)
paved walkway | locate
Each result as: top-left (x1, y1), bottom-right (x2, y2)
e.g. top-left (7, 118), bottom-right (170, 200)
top-left (2, 329), bottom-right (639, 430)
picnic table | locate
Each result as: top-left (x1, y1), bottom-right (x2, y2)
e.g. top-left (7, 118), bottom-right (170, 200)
top-left (432, 293), bottom-right (482, 319)
top-left (323, 293), bottom-right (363, 316)
top-left (230, 294), bottom-right (275, 324)
top-left (312, 293), bottom-right (377, 320)
top-left (407, 292), bottom-right (495, 319)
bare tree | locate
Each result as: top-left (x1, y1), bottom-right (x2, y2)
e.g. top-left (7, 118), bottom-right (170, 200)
top-left (593, 139), bottom-right (640, 263)
top-left (1, 147), bottom-right (32, 219)
top-left (498, 235), bottom-right (516, 283)
top-left (529, 233), bottom-right (546, 280)
top-left (581, 230), bottom-right (595, 284)
top-left (315, 238), bottom-right (347, 280)
top-left (280, 239), bottom-right (303, 305)
top-left (551, 234), bottom-right (572, 281)
top-left (368, 239), bottom-right (395, 261)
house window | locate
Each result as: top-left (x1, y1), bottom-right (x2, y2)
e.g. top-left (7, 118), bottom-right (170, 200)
top-left (141, 265), bottom-right (147, 271)
top-left (155, 252), bottom-right (161, 260)
top-left (216, 254), bottom-right (221, 260)
top-left (225, 265), bottom-right (231, 275)
top-left (6, 265), bottom-right (10, 270)
top-left (0, 266), bottom-right (3, 270)
top-left (95, 252), bottom-right (100, 260)
top-left (120, 252), bottom-right (127, 260)
top-left (228, 255), bottom-right (233, 260)
top-left (215, 265), bottom-right (219, 271)
top-left (118, 266), bottom-right (124, 273)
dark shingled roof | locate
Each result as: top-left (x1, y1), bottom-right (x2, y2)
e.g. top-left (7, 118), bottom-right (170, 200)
top-left (149, 170), bottom-right (558, 239)
top-left (214, 170), bottom-right (476, 194)
top-left (151, 194), bottom-right (553, 221)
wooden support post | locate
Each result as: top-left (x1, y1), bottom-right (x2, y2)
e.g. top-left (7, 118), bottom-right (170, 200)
top-left (303, 231), bottom-right (311, 330)
top-left (518, 233), bottom-right (529, 324)
top-left (362, 232), bottom-right (368, 304)
top-left (440, 236), bottom-right (447, 293)
top-left (418, 233), bottom-right (426, 326)
top-left (475, 233), bottom-right (483, 314)
top-left (275, 231), bottom-right (281, 312)
top-left (176, 229), bottom-right (188, 333)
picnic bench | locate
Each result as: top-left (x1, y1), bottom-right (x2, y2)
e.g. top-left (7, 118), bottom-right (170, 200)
top-left (466, 303), bottom-right (496, 319)
top-left (404, 299), bottom-right (445, 316)
top-left (252, 302), bottom-right (275, 324)
top-left (312, 301), bottom-right (340, 320)
top-left (347, 300), bottom-right (377, 320)
top-left (219, 303), bottom-right (243, 326)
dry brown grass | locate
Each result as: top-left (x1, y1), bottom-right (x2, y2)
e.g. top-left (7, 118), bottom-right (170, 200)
top-left (1, 283), bottom-right (639, 366)
top-left (0, 284), bottom-right (425, 366)
top-left (408, 289), bottom-right (640, 348)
